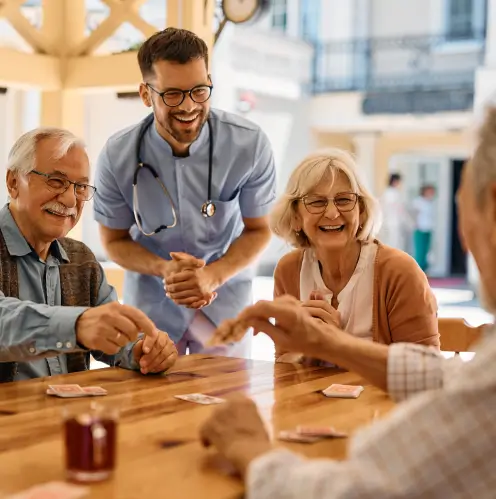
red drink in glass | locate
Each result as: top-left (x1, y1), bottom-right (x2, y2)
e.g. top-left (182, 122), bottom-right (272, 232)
top-left (63, 405), bottom-right (118, 483)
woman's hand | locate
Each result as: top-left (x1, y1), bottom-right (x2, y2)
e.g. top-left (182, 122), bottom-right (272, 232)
top-left (200, 397), bottom-right (272, 478)
top-left (302, 295), bottom-right (341, 328)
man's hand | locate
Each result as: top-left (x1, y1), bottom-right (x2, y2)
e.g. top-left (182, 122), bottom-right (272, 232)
top-left (159, 252), bottom-right (206, 279)
top-left (238, 295), bottom-right (345, 359)
top-left (132, 329), bottom-right (178, 374)
top-left (76, 302), bottom-right (155, 354)
top-left (200, 396), bottom-right (272, 478)
top-left (165, 252), bottom-right (218, 309)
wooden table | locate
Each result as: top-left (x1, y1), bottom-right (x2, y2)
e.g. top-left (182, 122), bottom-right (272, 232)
top-left (0, 355), bottom-right (395, 498)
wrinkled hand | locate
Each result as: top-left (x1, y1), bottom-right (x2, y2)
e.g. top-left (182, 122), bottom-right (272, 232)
top-left (165, 252), bottom-right (218, 309)
top-left (200, 396), bottom-right (272, 477)
top-left (132, 329), bottom-right (178, 374)
top-left (76, 302), bottom-right (155, 355)
top-left (238, 295), bottom-right (340, 359)
top-left (302, 291), bottom-right (341, 327)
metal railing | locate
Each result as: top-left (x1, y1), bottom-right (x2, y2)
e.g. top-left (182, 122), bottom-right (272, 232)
top-left (312, 31), bottom-right (486, 94)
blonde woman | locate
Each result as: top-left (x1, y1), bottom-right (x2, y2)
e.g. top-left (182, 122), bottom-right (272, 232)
top-left (270, 149), bottom-right (439, 363)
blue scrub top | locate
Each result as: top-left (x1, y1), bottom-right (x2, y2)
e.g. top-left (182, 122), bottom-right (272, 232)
top-left (93, 108), bottom-right (276, 342)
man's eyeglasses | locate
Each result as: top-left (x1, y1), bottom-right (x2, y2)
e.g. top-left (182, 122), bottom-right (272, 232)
top-left (146, 83), bottom-right (213, 107)
top-left (29, 170), bottom-right (96, 201)
top-left (301, 193), bottom-right (360, 214)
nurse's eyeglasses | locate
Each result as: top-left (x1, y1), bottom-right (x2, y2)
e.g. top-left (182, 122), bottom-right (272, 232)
top-left (146, 83), bottom-right (213, 108)
top-left (29, 170), bottom-right (96, 201)
top-left (301, 193), bottom-right (360, 214)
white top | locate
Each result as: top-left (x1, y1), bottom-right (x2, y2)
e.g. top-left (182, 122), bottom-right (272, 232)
top-left (381, 186), bottom-right (406, 229)
top-left (247, 330), bottom-right (496, 499)
top-left (412, 196), bottom-right (434, 232)
top-left (299, 243), bottom-right (378, 341)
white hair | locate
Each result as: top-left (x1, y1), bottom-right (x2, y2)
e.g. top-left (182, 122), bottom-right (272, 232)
top-left (270, 148), bottom-right (382, 248)
top-left (6, 127), bottom-right (86, 175)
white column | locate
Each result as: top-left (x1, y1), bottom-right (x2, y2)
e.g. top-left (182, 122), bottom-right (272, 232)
top-left (484, 0), bottom-right (496, 68)
top-left (353, 132), bottom-right (378, 195)
top-left (211, 23), bottom-right (238, 113)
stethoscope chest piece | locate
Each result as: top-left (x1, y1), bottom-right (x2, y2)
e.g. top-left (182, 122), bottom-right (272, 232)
top-left (201, 200), bottom-right (216, 218)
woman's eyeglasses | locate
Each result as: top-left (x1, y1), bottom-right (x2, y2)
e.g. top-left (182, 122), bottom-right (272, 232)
top-left (301, 193), bottom-right (359, 214)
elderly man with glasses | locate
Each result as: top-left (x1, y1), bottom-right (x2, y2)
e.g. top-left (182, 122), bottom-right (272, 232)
top-left (0, 128), bottom-right (177, 383)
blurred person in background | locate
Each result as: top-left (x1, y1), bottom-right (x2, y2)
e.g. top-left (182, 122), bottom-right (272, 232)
top-left (380, 172), bottom-right (410, 251)
top-left (412, 185), bottom-right (436, 273)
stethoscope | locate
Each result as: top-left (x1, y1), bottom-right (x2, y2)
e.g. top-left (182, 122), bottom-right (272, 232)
top-left (133, 113), bottom-right (216, 236)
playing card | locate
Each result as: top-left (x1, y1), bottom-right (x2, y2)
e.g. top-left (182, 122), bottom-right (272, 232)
top-left (296, 425), bottom-right (348, 438)
top-left (46, 385), bottom-right (107, 398)
top-left (5, 480), bottom-right (88, 498)
top-left (47, 384), bottom-right (85, 398)
top-left (207, 318), bottom-right (249, 346)
top-left (322, 384), bottom-right (364, 399)
top-left (80, 386), bottom-right (108, 396)
top-left (174, 393), bottom-right (225, 405)
top-left (277, 430), bottom-right (321, 444)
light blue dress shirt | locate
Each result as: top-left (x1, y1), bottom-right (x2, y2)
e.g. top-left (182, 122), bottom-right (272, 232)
top-left (0, 205), bottom-right (138, 380)
top-left (93, 108), bottom-right (276, 343)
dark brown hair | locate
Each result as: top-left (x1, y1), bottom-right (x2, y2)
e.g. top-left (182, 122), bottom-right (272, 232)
top-left (137, 27), bottom-right (209, 78)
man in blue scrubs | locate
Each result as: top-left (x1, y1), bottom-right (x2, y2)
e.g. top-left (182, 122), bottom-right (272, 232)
top-left (93, 28), bottom-right (276, 357)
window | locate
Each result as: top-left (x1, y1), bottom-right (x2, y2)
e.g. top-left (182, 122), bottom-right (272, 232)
top-left (446, 0), bottom-right (486, 39)
top-left (300, 0), bottom-right (320, 41)
top-left (271, 0), bottom-right (287, 32)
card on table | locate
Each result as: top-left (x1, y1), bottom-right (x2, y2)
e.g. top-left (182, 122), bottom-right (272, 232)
top-left (80, 386), bottom-right (108, 396)
top-left (277, 430), bottom-right (321, 444)
top-left (46, 384), bottom-right (107, 398)
top-left (5, 480), bottom-right (88, 498)
top-left (295, 426), bottom-right (348, 438)
top-left (174, 393), bottom-right (225, 405)
top-left (322, 384), bottom-right (364, 399)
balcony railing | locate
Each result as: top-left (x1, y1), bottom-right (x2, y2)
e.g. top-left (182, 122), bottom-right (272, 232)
top-left (312, 31), bottom-right (486, 94)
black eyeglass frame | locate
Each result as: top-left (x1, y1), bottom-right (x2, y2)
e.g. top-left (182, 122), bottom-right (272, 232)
top-left (29, 170), bottom-right (97, 201)
top-left (146, 80), bottom-right (214, 108)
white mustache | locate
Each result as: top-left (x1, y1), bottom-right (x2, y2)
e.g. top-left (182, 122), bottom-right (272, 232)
top-left (42, 202), bottom-right (77, 217)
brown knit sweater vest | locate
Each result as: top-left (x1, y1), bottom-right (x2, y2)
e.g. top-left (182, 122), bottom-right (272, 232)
top-left (0, 230), bottom-right (102, 383)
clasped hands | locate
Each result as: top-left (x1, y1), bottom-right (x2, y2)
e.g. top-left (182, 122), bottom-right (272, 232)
top-left (76, 302), bottom-right (177, 374)
top-left (163, 252), bottom-right (218, 309)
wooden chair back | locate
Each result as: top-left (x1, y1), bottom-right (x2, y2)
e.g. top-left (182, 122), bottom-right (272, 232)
top-left (438, 318), bottom-right (489, 353)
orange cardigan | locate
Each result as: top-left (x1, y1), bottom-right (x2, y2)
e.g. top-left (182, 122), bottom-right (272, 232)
top-left (273, 241), bottom-right (440, 359)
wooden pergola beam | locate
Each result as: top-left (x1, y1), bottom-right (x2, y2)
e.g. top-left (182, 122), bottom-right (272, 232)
top-left (71, 0), bottom-right (152, 56)
top-left (0, 0), bottom-right (215, 91)
top-left (0, 0), bottom-right (52, 54)
top-left (64, 52), bottom-right (142, 91)
top-left (0, 47), bottom-right (60, 89)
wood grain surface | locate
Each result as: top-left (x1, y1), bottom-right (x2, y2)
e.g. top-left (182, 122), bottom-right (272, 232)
top-left (0, 355), bottom-right (395, 498)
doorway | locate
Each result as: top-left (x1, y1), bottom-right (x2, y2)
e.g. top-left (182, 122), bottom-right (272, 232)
top-left (450, 160), bottom-right (467, 276)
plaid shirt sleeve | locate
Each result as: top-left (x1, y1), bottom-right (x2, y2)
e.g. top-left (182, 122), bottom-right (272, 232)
top-left (387, 343), bottom-right (447, 402)
top-left (247, 332), bottom-right (496, 499)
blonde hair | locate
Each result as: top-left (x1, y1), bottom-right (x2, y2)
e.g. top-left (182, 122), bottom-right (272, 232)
top-left (270, 148), bottom-right (382, 248)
